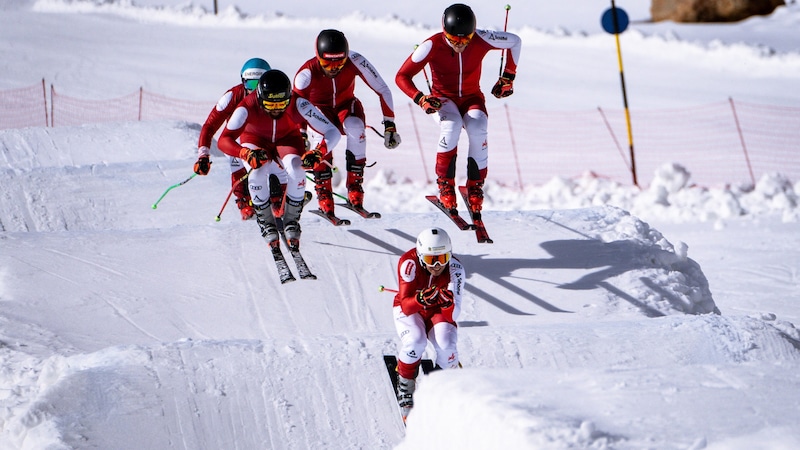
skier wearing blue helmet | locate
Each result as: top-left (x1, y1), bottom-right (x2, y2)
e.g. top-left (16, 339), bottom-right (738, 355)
top-left (194, 57), bottom-right (271, 220)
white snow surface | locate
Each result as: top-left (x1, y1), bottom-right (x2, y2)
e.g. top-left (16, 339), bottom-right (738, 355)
top-left (1, 1), bottom-right (800, 449)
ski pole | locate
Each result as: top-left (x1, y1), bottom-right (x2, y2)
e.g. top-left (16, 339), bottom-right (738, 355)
top-left (379, 285), bottom-right (399, 294)
top-left (367, 125), bottom-right (384, 138)
top-left (215, 170), bottom-right (250, 222)
top-left (499, 5), bottom-right (511, 76)
top-left (152, 173), bottom-right (197, 209)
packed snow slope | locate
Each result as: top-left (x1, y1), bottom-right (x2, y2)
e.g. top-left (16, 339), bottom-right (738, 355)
top-left (1, 1), bottom-right (800, 449)
top-left (2, 121), bottom-right (799, 449)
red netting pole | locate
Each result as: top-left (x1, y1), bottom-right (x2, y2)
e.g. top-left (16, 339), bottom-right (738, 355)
top-left (50, 84), bottom-right (55, 127)
top-left (504, 104), bottom-right (523, 189)
top-left (728, 97), bottom-right (755, 185)
top-left (41, 78), bottom-right (49, 127)
top-left (408, 102), bottom-right (431, 184)
top-left (138, 87), bottom-right (143, 121)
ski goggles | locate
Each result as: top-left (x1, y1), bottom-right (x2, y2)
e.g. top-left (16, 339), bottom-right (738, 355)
top-left (318, 57), bottom-right (347, 71)
top-left (421, 252), bottom-right (451, 267)
top-left (444, 31), bottom-right (474, 47)
top-left (261, 98), bottom-right (290, 112)
top-left (243, 79), bottom-right (259, 92)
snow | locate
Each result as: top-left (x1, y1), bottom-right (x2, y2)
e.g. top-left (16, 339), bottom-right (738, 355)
top-left (1, 1), bottom-right (799, 449)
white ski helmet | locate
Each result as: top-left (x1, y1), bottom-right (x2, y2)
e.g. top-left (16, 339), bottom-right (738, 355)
top-left (416, 227), bottom-right (452, 267)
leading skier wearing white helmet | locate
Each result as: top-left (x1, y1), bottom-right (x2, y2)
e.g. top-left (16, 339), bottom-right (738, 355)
top-left (392, 227), bottom-right (465, 421)
top-left (194, 57), bottom-right (272, 220)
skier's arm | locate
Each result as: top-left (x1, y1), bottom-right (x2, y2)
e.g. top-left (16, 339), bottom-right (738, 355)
top-left (395, 40), bottom-right (432, 100)
top-left (218, 106), bottom-right (248, 159)
top-left (476, 29), bottom-right (521, 76)
top-left (351, 52), bottom-right (395, 122)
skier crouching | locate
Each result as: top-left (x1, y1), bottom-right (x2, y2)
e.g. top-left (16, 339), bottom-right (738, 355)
top-left (393, 227), bottom-right (464, 420)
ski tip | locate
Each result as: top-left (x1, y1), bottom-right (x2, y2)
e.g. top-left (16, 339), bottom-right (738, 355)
top-left (281, 277), bottom-right (297, 284)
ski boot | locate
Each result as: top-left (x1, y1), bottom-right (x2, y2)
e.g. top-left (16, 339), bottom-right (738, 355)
top-left (397, 375), bottom-right (416, 421)
top-left (236, 197), bottom-right (255, 220)
top-left (314, 167), bottom-right (335, 214)
top-left (466, 179), bottom-right (484, 215)
top-left (282, 196), bottom-right (305, 251)
top-left (254, 202), bottom-right (279, 247)
top-left (437, 176), bottom-right (457, 211)
top-left (346, 150), bottom-right (366, 208)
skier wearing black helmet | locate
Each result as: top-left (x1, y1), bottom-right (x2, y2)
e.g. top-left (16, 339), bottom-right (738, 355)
top-left (294, 29), bottom-right (400, 219)
top-left (217, 69), bottom-right (341, 252)
top-left (194, 57), bottom-right (271, 220)
top-left (396, 3), bottom-right (522, 216)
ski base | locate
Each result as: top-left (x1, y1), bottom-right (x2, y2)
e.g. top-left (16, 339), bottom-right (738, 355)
top-left (270, 245), bottom-right (296, 284)
top-left (276, 218), bottom-right (317, 280)
top-left (383, 355), bottom-right (438, 425)
top-left (309, 209), bottom-right (351, 226)
top-left (458, 186), bottom-right (494, 244)
top-left (336, 202), bottom-right (381, 219)
top-left (425, 195), bottom-right (474, 230)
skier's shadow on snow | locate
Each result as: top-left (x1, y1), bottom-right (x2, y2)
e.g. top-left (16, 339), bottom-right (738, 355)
top-left (352, 228), bottom-right (668, 318)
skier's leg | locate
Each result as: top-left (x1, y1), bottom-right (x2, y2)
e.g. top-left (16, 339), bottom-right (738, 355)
top-left (393, 306), bottom-right (425, 418)
top-left (463, 108), bottom-right (489, 213)
top-left (434, 101), bottom-right (462, 209)
top-left (343, 116), bottom-right (367, 207)
top-left (428, 321), bottom-right (459, 369)
top-left (250, 165), bottom-right (278, 245)
top-left (231, 156), bottom-right (253, 220)
top-left (282, 154), bottom-right (306, 249)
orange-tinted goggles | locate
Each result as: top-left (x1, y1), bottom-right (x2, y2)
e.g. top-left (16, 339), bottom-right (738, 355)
top-left (261, 98), bottom-right (290, 112)
top-left (444, 31), bottom-right (473, 46)
top-left (421, 252), bottom-right (451, 267)
top-left (318, 57), bottom-right (347, 71)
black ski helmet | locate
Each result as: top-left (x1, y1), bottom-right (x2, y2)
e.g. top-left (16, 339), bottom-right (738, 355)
top-left (256, 70), bottom-right (291, 109)
top-left (442, 3), bottom-right (476, 37)
top-left (316, 29), bottom-right (349, 60)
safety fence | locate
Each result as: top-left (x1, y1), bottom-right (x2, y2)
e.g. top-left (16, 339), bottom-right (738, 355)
top-left (2, 80), bottom-right (798, 187)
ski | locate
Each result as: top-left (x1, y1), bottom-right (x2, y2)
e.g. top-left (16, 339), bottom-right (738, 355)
top-left (275, 218), bottom-right (316, 280)
top-left (458, 186), bottom-right (494, 244)
top-left (309, 209), bottom-right (351, 226)
top-left (336, 201), bottom-right (382, 219)
top-left (383, 355), bottom-right (438, 425)
top-left (425, 195), bottom-right (474, 230)
top-left (269, 243), bottom-right (296, 284)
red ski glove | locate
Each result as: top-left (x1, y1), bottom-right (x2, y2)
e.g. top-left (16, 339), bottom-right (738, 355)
top-left (193, 155), bottom-right (211, 175)
top-left (416, 287), bottom-right (453, 309)
top-left (239, 147), bottom-right (270, 169)
top-left (301, 147), bottom-right (324, 169)
top-left (414, 92), bottom-right (442, 114)
top-left (491, 72), bottom-right (515, 99)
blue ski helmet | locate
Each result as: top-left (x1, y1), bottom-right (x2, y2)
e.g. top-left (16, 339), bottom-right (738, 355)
top-left (241, 58), bottom-right (271, 92)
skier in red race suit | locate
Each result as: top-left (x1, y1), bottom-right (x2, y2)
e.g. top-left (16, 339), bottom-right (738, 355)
top-left (395, 3), bottom-right (522, 216)
top-left (393, 227), bottom-right (464, 421)
top-left (217, 69), bottom-right (340, 250)
top-left (293, 29), bottom-right (401, 215)
top-left (193, 58), bottom-right (272, 220)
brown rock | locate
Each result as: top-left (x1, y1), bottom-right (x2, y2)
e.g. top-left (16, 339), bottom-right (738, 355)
top-left (651, 0), bottom-right (785, 22)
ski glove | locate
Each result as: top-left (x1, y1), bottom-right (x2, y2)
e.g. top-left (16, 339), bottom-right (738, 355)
top-left (193, 155), bottom-right (211, 175)
top-left (416, 287), bottom-right (454, 309)
top-left (239, 147), bottom-right (271, 169)
top-left (301, 147), bottom-right (324, 169)
top-left (491, 72), bottom-right (515, 99)
top-left (383, 120), bottom-right (401, 149)
top-left (413, 92), bottom-right (442, 114)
